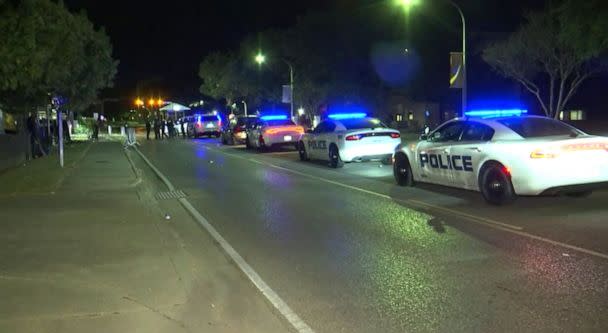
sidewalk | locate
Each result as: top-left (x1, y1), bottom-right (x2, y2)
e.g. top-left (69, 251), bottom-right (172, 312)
top-left (0, 141), bottom-right (289, 333)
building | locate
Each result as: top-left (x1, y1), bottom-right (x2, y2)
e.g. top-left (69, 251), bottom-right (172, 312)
top-left (388, 94), bottom-right (445, 132)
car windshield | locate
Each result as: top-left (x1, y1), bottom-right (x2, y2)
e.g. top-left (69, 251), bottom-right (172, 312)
top-left (264, 119), bottom-right (295, 126)
top-left (497, 117), bottom-right (583, 138)
top-left (340, 118), bottom-right (386, 130)
top-left (236, 117), bottom-right (257, 127)
top-left (200, 115), bottom-right (218, 122)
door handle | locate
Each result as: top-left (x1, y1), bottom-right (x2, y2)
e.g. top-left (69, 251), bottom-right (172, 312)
top-left (467, 147), bottom-right (482, 152)
top-left (443, 149), bottom-right (450, 153)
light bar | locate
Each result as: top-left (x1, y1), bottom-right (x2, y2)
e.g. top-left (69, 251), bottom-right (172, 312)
top-left (328, 113), bottom-right (367, 120)
top-left (260, 115), bottom-right (288, 121)
top-left (464, 109), bottom-right (528, 118)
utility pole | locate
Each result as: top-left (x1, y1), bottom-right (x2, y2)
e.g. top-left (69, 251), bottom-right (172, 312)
top-left (449, 0), bottom-right (467, 115)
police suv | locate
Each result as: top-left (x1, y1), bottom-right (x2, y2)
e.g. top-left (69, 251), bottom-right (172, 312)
top-left (298, 113), bottom-right (401, 168)
top-left (393, 110), bottom-right (608, 205)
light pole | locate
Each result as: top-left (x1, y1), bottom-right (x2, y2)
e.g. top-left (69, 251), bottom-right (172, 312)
top-left (255, 52), bottom-right (295, 120)
top-left (242, 100), bottom-right (248, 116)
top-left (397, 0), bottom-right (467, 115)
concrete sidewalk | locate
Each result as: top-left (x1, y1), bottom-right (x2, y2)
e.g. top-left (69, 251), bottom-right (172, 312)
top-left (0, 142), bottom-right (289, 333)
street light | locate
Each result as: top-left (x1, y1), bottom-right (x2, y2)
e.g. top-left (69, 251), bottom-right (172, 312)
top-left (395, 0), bottom-right (420, 10)
top-left (298, 107), bottom-right (305, 116)
top-left (255, 52), bottom-right (266, 65)
top-left (135, 98), bottom-right (144, 107)
top-left (396, 0), bottom-right (467, 115)
top-left (254, 52), bottom-right (295, 120)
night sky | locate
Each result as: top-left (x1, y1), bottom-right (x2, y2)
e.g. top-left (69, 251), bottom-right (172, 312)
top-left (64, 0), bottom-right (548, 103)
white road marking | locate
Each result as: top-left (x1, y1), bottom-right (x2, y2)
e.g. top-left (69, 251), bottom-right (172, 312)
top-left (206, 145), bottom-right (608, 261)
top-left (133, 147), bottom-right (315, 333)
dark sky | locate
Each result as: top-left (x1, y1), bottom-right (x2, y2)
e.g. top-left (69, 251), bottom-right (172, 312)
top-left (63, 0), bottom-right (547, 102)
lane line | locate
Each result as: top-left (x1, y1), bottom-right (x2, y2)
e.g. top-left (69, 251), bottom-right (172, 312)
top-left (206, 145), bottom-right (608, 261)
top-left (133, 147), bottom-right (315, 333)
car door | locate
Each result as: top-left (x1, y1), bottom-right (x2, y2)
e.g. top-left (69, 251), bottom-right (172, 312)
top-left (307, 122), bottom-right (329, 159)
top-left (448, 121), bottom-right (495, 190)
top-left (416, 121), bottom-right (466, 186)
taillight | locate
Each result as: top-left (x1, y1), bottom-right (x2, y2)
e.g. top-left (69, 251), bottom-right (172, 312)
top-left (530, 148), bottom-right (559, 159)
top-left (259, 134), bottom-right (264, 144)
top-left (195, 122), bottom-right (201, 128)
top-left (234, 126), bottom-right (243, 133)
top-left (390, 133), bottom-right (401, 139)
top-left (345, 135), bottom-right (360, 141)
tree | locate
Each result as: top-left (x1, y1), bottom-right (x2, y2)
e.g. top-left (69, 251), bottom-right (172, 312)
top-left (482, 0), bottom-right (608, 118)
top-left (0, 0), bottom-right (117, 113)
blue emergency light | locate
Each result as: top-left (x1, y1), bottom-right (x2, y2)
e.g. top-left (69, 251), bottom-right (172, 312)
top-left (327, 113), bottom-right (367, 120)
top-left (260, 114), bottom-right (289, 121)
top-left (464, 109), bottom-right (528, 118)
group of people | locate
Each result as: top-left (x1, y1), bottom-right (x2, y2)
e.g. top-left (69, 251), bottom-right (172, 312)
top-left (145, 117), bottom-right (187, 140)
top-left (26, 113), bottom-right (71, 159)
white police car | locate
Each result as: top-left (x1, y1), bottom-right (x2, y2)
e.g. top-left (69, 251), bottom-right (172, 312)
top-left (298, 113), bottom-right (401, 168)
top-left (245, 115), bottom-right (304, 150)
top-left (393, 109), bottom-right (608, 205)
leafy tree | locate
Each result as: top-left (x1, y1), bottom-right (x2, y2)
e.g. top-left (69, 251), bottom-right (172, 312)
top-left (0, 0), bottom-right (117, 113)
top-left (482, 0), bottom-right (608, 118)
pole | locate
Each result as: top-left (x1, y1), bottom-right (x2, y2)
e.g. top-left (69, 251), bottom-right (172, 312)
top-left (449, 0), bottom-right (467, 116)
top-left (242, 101), bottom-right (248, 116)
top-left (282, 59), bottom-right (294, 121)
top-left (57, 110), bottom-right (64, 168)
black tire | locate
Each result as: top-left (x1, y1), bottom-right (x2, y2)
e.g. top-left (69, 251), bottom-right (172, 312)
top-left (245, 135), bottom-right (252, 149)
top-left (221, 134), bottom-right (227, 145)
top-left (328, 144), bottom-right (344, 168)
top-left (479, 163), bottom-right (516, 205)
top-left (393, 153), bottom-right (414, 186)
top-left (298, 141), bottom-right (309, 161)
top-left (566, 191), bottom-right (592, 198)
top-left (228, 135), bottom-right (235, 145)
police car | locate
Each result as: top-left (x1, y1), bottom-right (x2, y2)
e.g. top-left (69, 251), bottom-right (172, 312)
top-left (245, 115), bottom-right (304, 150)
top-left (392, 109), bottom-right (608, 205)
top-left (298, 113), bottom-right (401, 168)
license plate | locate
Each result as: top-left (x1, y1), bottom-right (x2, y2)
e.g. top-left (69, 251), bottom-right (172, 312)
top-left (284, 135), bottom-right (292, 141)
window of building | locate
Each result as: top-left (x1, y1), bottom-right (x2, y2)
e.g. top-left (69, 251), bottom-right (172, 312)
top-left (569, 110), bottom-right (584, 121)
top-left (395, 113), bottom-right (403, 122)
top-left (408, 112), bottom-right (414, 120)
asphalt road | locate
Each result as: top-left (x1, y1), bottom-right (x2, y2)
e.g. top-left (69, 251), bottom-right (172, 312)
top-left (137, 137), bottom-right (608, 333)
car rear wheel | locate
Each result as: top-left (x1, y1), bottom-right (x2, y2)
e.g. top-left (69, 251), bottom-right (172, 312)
top-left (298, 141), bottom-right (309, 161)
top-left (328, 144), bottom-right (344, 168)
top-left (566, 190), bottom-right (592, 198)
top-left (245, 135), bottom-right (252, 149)
top-left (393, 153), bottom-right (414, 186)
top-left (479, 163), bottom-right (516, 205)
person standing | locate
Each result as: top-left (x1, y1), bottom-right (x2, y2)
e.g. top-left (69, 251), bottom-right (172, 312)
top-left (153, 116), bottom-right (161, 140)
top-left (167, 118), bottom-right (175, 138)
top-left (145, 118), bottom-right (151, 140)
top-left (180, 118), bottom-right (186, 138)
top-left (161, 117), bottom-right (168, 139)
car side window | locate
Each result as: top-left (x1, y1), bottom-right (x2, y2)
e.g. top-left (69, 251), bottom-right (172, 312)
top-left (430, 121), bottom-right (465, 142)
top-left (460, 122), bottom-right (495, 142)
top-left (314, 122), bottom-right (329, 134)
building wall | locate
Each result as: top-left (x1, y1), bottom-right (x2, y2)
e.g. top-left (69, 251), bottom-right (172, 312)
top-left (388, 95), bottom-right (441, 132)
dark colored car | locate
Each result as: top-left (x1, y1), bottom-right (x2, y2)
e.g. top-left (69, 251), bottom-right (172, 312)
top-left (221, 115), bottom-right (258, 145)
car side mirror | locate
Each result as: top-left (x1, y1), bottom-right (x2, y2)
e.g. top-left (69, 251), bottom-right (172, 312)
top-left (419, 134), bottom-right (428, 141)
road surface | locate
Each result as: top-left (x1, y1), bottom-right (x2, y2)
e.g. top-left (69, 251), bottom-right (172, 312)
top-left (135, 137), bottom-right (608, 333)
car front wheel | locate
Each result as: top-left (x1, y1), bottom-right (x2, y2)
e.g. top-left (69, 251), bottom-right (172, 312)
top-left (479, 163), bottom-right (516, 205)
